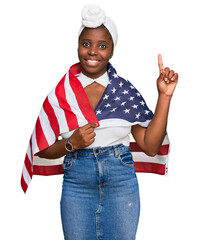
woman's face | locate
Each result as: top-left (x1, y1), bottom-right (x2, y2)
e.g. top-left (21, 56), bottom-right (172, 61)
top-left (78, 26), bottom-right (113, 79)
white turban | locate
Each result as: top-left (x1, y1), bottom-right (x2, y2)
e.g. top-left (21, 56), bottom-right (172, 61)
top-left (78, 5), bottom-right (118, 47)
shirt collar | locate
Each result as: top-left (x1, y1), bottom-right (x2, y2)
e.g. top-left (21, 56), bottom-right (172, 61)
top-left (76, 71), bottom-right (109, 88)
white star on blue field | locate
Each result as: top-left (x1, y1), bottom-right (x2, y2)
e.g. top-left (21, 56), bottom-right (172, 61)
top-left (94, 63), bottom-right (153, 124)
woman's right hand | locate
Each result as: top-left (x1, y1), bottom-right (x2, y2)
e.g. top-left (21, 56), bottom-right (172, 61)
top-left (69, 123), bottom-right (97, 150)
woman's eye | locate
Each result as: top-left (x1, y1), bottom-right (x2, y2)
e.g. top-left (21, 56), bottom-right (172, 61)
top-left (99, 44), bottom-right (106, 49)
top-left (83, 42), bottom-right (90, 47)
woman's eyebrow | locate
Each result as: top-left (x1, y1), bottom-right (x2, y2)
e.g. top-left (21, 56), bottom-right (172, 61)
top-left (80, 39), bottom-right (108, 43)
top-left (80, 38), bottom-right (91, 42)
top-left (98, 40), bottom-right (110, 44)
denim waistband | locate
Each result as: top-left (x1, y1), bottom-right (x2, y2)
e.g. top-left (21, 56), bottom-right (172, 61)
top-left (66, 144), bottom-right (130, 158)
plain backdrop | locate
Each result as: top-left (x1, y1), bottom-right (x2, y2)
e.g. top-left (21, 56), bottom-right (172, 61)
top-left (1, 0), bottom-right (199, 239)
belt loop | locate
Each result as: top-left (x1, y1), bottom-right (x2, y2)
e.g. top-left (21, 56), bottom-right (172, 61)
top-left (74, 150), bottom-right (77, 160)
top-left (114, 145), bottom-right (119, 157)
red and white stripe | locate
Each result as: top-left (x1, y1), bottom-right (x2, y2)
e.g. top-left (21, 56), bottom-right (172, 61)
top-left (132, 135), bottom-right (170, 175)
top-left (21, 63), bottom-right (99, 193)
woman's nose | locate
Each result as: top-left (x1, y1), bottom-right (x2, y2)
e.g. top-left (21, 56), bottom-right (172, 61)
top-left (88, 46), bottom-right (98, 56)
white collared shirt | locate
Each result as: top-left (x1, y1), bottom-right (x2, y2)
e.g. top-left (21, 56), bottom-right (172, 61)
top-left (76, 71), bottom-right (109, 88)
top-left (61, 71), bottom-right (131, 148)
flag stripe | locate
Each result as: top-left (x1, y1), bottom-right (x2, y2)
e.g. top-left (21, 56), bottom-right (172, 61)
top-left (48, 88), bottom-right (69, 134)
top-left (158, 145), bottom-right (169, 155)
top-left (33, 164), bottom-right (64, 175)
top-left (132, 152), bottom-right (168, 165)
top-left (98, 118), bottom-right (151, 128)
top-left (39, 107), bottom-right (56, 145)
top-left (55, 74), bottom-right (79, 131)
top-left (130, 142), bottom-right (169, 155)
top-left (64, 72), bottom-right (89, 126)
top-left (21, 174), bottom-right (28, 193)
top-left (22, 164), bottom-right (32, 186)
top-left (35, 117), bottom-right (49, 151)
top-left (69, 70), bottom-right (99, 125)
top-left (26, 140), bottom-right (32, 163)
top-left (33, 155), bottom-right (63, 166)
top-left (31, 127), bottom-right (39, 155)
top-left (43, 96), bottom-right (60, 138)
top-left (24, 154), bottom-right (33, 178)
top-left (32, 162), bottom-right (166, 176)
top-left (134, 162), bottom-right (166, 175)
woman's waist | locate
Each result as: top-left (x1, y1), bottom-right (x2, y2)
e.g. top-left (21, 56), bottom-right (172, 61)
top-left (66, 143), bottom-right (130, 158)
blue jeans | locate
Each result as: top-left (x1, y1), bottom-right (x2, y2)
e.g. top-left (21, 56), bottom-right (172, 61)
top-left (60, 144), bottom-right (140, 240)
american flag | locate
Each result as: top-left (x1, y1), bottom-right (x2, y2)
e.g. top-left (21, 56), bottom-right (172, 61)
top-left (93, 63), bottom-right (153, 127)
top-left (21, 62), bottom-right (169, 193)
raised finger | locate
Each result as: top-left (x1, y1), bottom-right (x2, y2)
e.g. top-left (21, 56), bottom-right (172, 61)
top-left (158, 54), bottom-right (164, 74)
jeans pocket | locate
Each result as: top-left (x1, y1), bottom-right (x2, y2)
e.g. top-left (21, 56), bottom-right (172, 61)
top-left (118, 148), bottom-right (134, 168)
top-left (62, 154), bottom-right (75, 171)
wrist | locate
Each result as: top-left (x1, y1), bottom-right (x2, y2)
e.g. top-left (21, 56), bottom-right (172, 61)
top-left (67, 137), bottom-right (78, 151)
top-left (64, 138), bottom-right (75, 152)
top-left (158, 92), bottom-right (172, 101)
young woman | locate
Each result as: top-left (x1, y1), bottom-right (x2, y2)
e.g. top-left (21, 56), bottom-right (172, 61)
top-left (22, 4), bottom-right (178, 240)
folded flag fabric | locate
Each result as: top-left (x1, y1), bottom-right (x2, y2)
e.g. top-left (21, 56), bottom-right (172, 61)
top-left (21, 62), bottom-right (170, 193)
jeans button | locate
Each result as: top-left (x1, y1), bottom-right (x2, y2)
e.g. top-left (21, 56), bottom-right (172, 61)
top-left (96, 149), bottom-right (99, 153)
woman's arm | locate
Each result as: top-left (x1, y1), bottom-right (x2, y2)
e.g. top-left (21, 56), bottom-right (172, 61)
top-left (131, 54), bottom-right (178, 156)
top-left (37, 138), bottom-right (69, 159)
top-left (131, 94), bottom-right (171, 156)
top-left (37, 123), bottom-right (97, 159)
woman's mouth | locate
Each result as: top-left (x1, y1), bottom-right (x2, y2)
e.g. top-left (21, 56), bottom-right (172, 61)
top-left (85, 59), bottom-right (101, 66)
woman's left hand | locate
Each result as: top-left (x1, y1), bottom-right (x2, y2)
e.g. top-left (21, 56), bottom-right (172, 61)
top-left (157, 54), bottom-right (178, 97)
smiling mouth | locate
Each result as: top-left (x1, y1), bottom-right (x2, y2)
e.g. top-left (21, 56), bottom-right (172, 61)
top-left (85, 59), bottom-right (101, 66)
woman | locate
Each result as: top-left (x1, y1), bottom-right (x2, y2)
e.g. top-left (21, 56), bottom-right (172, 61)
top-left (22, 4), bottom-right (178, 240)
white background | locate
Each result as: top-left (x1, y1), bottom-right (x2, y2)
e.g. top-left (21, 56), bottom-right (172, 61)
top-left (1, 0), bottom-right (199, 239)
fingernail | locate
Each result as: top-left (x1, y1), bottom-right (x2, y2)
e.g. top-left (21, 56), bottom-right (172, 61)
top-left (164, 78), bottom-right (168, 82)
top-left (171, 77), bottom-right (175, 81)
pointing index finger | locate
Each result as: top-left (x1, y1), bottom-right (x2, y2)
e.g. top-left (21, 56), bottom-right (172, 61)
top-left (158, 54), bottom-right (164, 74)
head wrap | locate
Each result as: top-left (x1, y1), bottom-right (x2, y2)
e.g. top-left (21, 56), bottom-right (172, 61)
top-left (78, 4), bottom-right (118, 47)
